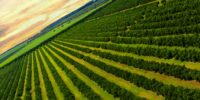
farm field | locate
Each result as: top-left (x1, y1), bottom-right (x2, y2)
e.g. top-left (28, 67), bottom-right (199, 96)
top-left (1, 0), bottom-right (200, 99)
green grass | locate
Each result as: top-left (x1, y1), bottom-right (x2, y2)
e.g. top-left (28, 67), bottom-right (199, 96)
top-left (0, 41), bottom-right (27, 63)
top-left (30, 53), bottom-right (36, 100)
top-left (21, 54), bottom-right (31, 100)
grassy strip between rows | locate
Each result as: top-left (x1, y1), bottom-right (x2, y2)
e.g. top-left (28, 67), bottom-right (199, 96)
top-left (56, 40), bottom-right (200, 71)
top-left (51, 41), bottom-right (200, 90)
top-left (35, 52), bottom-right (48, 100)
top-left (21, 54), bottom-right (30, 100)
top-left (0, 0), bottom-right (112, 68)
top-left (47, 44), bottom-right (164, 100)
top-left (64, 39), bottom-right (200, 53)
top-left (37, 50), bottom-right (65, 100)
top-left (66, 33), bottom-right (200, 48)
top-left (31, 53), bottom-right (36, 100)
top-left (65, 33), bottom-right (196, 39)
top-left (42, 47), bottom-right (115, 100)
top-left (21, 54), bottom-right (32, 100)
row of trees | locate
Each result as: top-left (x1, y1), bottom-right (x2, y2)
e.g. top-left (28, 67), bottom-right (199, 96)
top-left (131, 15), bottom-right (200, 30)
top-left (85, 0), bottom-right (155, 20)
top-left (147, 0), bottom-right (200, 16)
top-left (52, 41), bottom-right (200, 100)
top-left (62, 0), bottom-right (200, 38)
top-left (0, 60), bottom-right (18, 98)
top-left (83, 55), bottom-right (200, 100)
top-left (58, 0), bottom-right (200, 41)
top-left (142, 7), bottom-right (200, 23)
top-left (0, 74), bottom-right (11, 99)
top-left (24, 55), bottom-right (32, 100)
top-left (0, 57), bottom-right (25, 100)
top-left (64, 39), bottom-right (200, 62)
top-left (65, 11), bottom-right (200, 39)
top-left (62, 10), bottom-right (200, 39)
top-left (55, 41), bottom-right (200, 82)
top-left (40, 48), bottom-right (75, 99)
top-left (64, 23), bottom-right (197, 38)
top-left (59, 1), bottom-right (160, 39)
top-left (48, 44), bottom-right (144, 100)
top-left (32, 54), bottom-right (42, 100)
top-left (36, 51), bottom-right (57, 100)
top-left (93, 50), bottom-right (200, 81)
top-left (10, 56), bottom-right (29, 100)
top-left (68, 33), bottom-right (200, 48)
top-left (43, 47), bottom-right (101, 99)
top-left (123, 24), bottom-right (200, 37)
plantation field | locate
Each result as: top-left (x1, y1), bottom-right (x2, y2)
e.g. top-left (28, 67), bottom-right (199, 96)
top-left (1, 0), bottom-right (200, 99)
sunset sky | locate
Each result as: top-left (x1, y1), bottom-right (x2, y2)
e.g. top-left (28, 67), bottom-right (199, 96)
top-left (0, 0), bottom-right (90, 55)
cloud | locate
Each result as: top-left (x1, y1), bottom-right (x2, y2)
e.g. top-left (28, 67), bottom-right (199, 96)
top-left (0, 27), bottom-right (6, 35)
